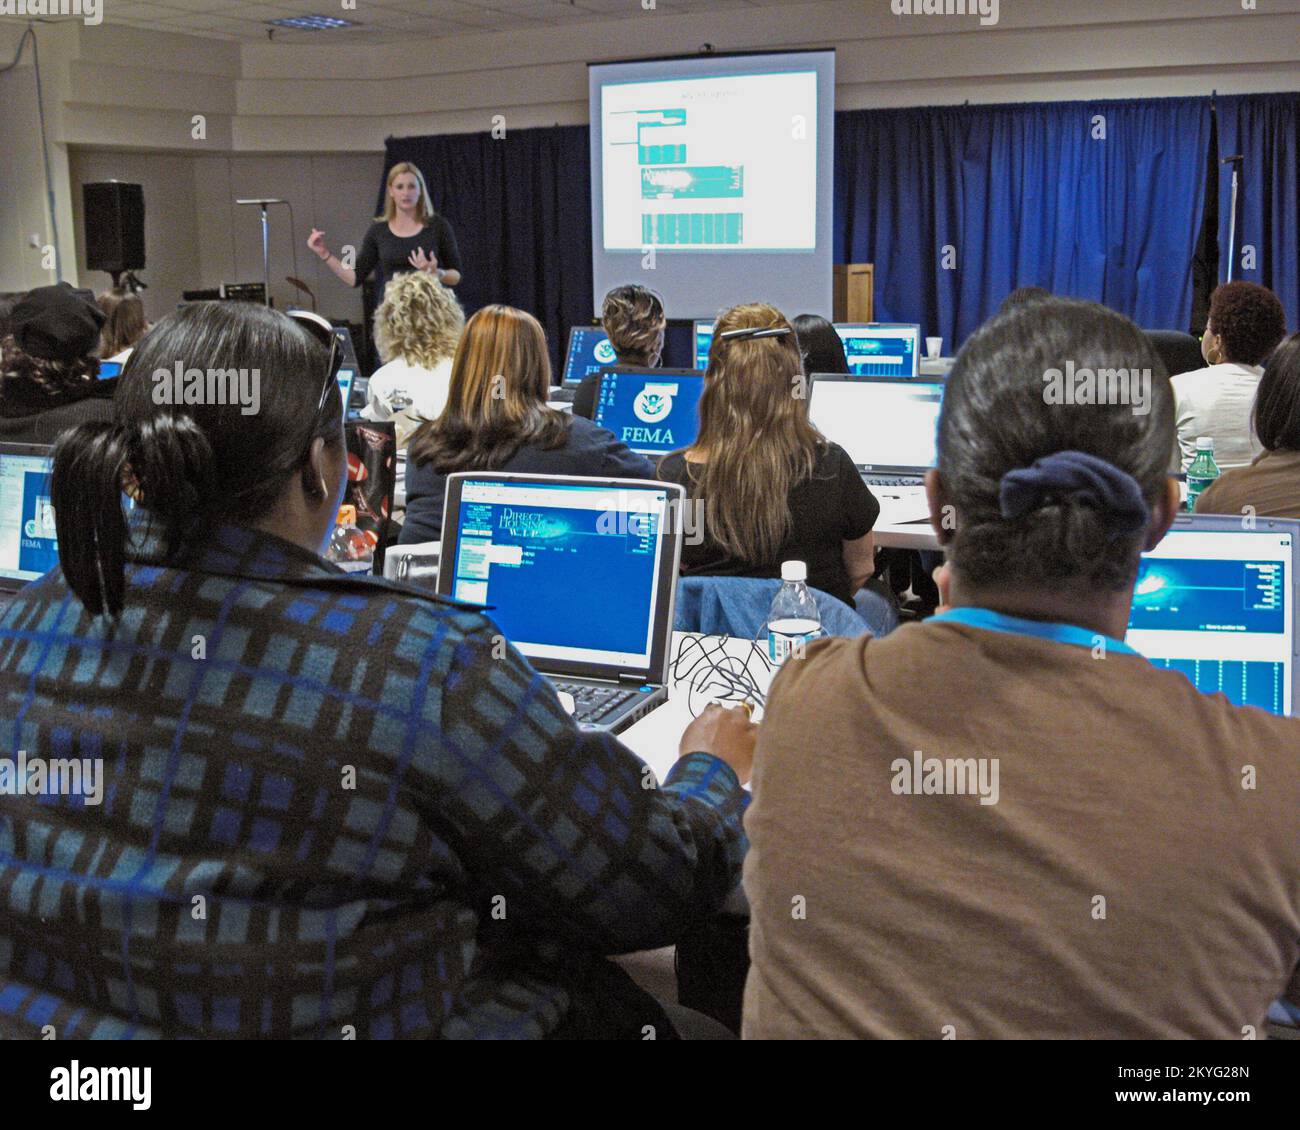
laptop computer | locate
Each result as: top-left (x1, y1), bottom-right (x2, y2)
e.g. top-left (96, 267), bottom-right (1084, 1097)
top-left (693, 319), bottom-right (714, 370)
top-left (592, 367), bottom-right (705, 457)
top-left (561, 326), bottom-right (618, 387)
top-left (97, 359), bottom-right (123, 379)
top-left (835, 323), bottom-right (922, 378)
top-left (335, 365), bottom-right (365, 421)
top-left (0, 443), bottom-right (56, 610)
top-left (437, 472), bottom-right (684, 732)
top-left (1128, 514), bottom-right (1298, 718)
top-left (807, 374), bottom-right (944, 487)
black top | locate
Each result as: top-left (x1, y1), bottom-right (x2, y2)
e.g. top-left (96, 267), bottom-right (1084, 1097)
top-left (572, 371), bottom-right (603, 420)
top-left (399, 415), bottom-right (657, 544)
top-left (354, 217), bottom-right (462, 295)
top-left (656, 442), bottom-right (880, 606)
top-left (0, 376), bottom-right (116, 445)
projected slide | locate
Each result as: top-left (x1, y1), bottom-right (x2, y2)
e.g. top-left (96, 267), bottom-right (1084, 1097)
top-left (0, 452), bottom-right (56, 583)
top-left (601, 71), bottom-right (817, 252)
top-left (451, 496), bottom-right (660, 661)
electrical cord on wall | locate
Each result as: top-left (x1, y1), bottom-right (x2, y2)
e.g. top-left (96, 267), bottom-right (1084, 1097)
top-left (2, 23), bottom-right (64, 282)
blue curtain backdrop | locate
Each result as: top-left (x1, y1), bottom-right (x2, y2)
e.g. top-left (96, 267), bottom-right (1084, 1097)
top-left (382, 126), bottom-right (593, 374)
top-left (835, 97), bottom-right (1213, 347)
top-left (1217, 93), bottom-right (1300, 331)
top-left (380, 93), bottom-right (1300, 361)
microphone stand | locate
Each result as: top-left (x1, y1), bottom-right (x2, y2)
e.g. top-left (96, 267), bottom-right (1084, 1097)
top-left (1222, 155), bottom-right (1244, 283)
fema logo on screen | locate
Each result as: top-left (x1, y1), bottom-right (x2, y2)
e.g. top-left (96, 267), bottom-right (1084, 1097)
top-left (633, 382), bottom-right (678, 424)
top-left (25, 497), bottom-right (56, 540)
top-left (594, 339), bottom-right (617, 365)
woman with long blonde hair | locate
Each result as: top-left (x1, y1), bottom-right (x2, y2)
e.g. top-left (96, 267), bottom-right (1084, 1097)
top-left (656, 302), bottom-right (882, 610)
top-left (400, 305), bottom-right (654, 542)
top-left (307, 161), bottom-right (463, 297)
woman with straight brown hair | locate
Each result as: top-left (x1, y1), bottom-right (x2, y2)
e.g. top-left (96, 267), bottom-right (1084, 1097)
top-left (399, 304), bottom-right (655, 542)
top-left (656, 302), bottom-right (884, 615)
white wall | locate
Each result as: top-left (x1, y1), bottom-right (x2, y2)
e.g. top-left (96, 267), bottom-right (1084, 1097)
top-left (6, 0), bottom-right (1297, 310)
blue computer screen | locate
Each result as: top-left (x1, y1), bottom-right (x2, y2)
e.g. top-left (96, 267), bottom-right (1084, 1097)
top-left (694, 321), bottom-right (714, 369)
top-left (450, 480), bottom-right (667, 667)
top-left (592, 371), bottom-right (704, 455)
top-left (836, 325), bottom-right (920, 378)
top-left (563, 327), bottom-right (618, 385)
top-left (98, 360), bottom-right (123, 379)
top-left (336, 367), bottom-right (355, 406)
top-left (1127, 530), bottom-right (1294, 715)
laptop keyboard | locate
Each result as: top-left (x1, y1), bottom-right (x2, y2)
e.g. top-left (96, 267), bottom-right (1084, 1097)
top-left (551, 681), bottom-right (640, 725)
top-left (548, 386), bottom-right (578, 403)
top-left (864, 475), bottom-right (923, 487)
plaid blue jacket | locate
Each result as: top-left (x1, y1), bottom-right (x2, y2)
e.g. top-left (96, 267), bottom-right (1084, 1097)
top-left (0, 518), bottom-right (748, 1039)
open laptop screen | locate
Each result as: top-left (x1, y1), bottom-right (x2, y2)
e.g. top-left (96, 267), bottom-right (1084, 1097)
top-left (563, 326), bottom-right (617, 386)
top-left (835, 323), bottom-right (921, 378)
top-left (693, 320), bottom-right (714, 370)
top-left (0, 445), bottom-right (57, 587)
top-left (593, 368), bottom-right (704, 456)
top-left (808, 377), bottom-right (943, 474)
top-left (443, 477), bottom-right (674, 672)
top-left (1127, 519), bottom-right (1296, 717)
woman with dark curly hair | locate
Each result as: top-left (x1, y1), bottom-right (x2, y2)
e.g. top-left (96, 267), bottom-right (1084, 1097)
top-left (1196, 333), bottom-right (1300, 519)
top-left (1172, 281), bottom-right (1288, 471)
top-left (0, 283), bottom-right (114, 446)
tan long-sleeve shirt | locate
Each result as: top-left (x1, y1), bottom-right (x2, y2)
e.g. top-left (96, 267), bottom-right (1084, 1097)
top-left (743, 616), bottom-right (1300, 1039)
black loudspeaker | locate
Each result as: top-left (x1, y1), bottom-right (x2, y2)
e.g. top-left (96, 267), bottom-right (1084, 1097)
top-left (83, 182), bottom-right (145, 274)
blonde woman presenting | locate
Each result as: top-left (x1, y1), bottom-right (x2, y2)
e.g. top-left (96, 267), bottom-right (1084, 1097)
top-left (307, 162), bottom-right (462, 295)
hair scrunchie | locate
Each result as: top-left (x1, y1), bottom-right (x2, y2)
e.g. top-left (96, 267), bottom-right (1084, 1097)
top-left (998, 450), bottom-right (1150, 539)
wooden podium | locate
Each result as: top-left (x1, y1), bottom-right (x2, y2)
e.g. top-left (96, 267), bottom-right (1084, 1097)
top-left (833, 263), bottom-right (874, 323)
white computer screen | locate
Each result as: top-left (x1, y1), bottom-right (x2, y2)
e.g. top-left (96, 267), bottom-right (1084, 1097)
top-left (0, 450), bottom-right (57, 584)
top-left (1127, 527), bottom-right (1295, 716)
top-left (589, 51), bottom-right (835, 320)
top-left (808, 380), bottom-right (944, 472)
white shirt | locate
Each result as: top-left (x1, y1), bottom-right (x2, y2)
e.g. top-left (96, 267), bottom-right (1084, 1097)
top-left (364, 356), bottom-right (453, 447)
top-left (1170, 361), bottom-right (1264, 472)
top-left (107, 347), bottom-right (132, 364)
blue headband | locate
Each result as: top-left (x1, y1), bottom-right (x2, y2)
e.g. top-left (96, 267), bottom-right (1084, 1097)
top-left (999, 450), bottom-right (1150, 539)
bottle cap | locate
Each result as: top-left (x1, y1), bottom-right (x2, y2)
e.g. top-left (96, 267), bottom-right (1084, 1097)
top-left (1195, 437), bottom-right (1214, 451)
top-left (781, 560), bottom-right (807, 582)
top-left (337, 504), bottom-right (357, 526)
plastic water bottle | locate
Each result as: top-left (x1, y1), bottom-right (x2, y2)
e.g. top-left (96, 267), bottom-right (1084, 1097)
top-left (328, 504), bottom-right (374, 573)
top-left (1186, 436), bottom-right (1221, 512)
top-left (766, 561), bottom-right (822, 664)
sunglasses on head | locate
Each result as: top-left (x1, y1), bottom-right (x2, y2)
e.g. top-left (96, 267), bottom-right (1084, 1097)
top-left (287, 309), bottom-right (343, 424)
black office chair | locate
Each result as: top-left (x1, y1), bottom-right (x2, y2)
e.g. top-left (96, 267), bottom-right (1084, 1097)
top-left (1144, 330), bottom-right (1204, 378)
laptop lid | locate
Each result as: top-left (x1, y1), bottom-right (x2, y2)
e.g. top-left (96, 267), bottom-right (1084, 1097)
top-left (835, 323), bottom-right (922, 378)
top-left (693, 319), bottom-right (714, 370)
top-left (562, 326), bottom-right (617, 387)
top-left (1127, 514), bottom-right (1298, 717)
top-left (0, 443), bottom-right (57, 595)
top-left (592, 367), bottom-right (705, 456)
top-left (807, 374), bottom-right (944, 475)
top-left (437, 472), bottom-right (684, 684)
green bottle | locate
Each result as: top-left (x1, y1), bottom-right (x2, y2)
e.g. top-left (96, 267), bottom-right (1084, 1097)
top-left (1186, 436), bottom-right (1220, 512)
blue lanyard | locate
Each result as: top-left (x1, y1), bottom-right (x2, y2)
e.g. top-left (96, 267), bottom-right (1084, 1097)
top-left (930, 606), bottom-right (1141, 657)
